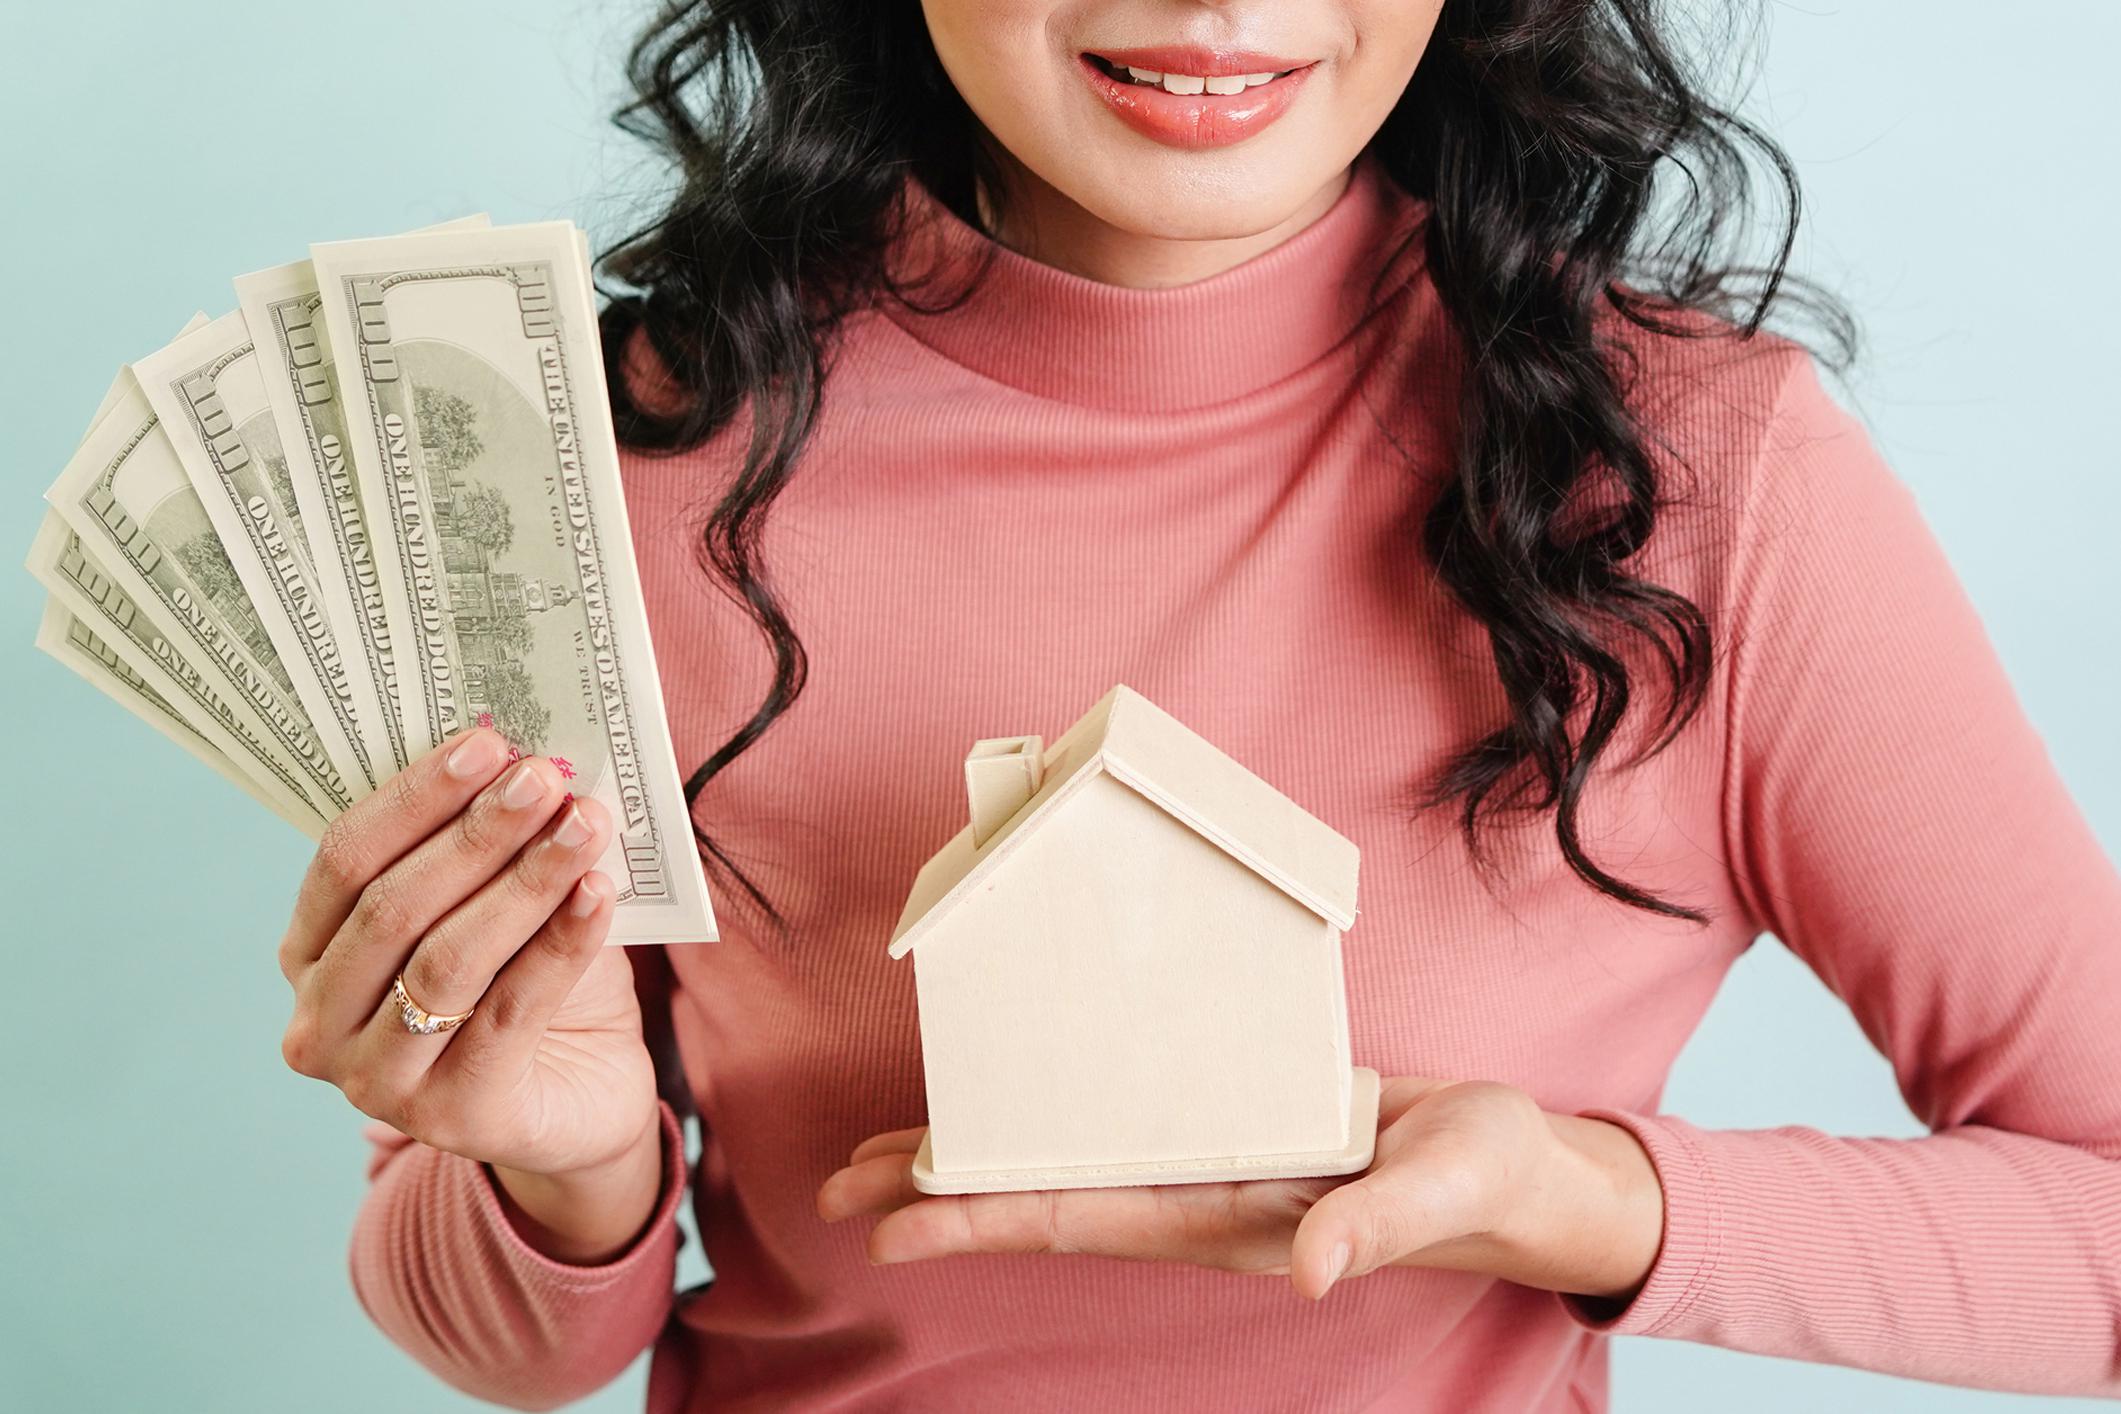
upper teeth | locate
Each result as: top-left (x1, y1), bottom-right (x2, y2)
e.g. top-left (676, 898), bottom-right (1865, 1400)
top-left (1123, 65), bottom-right (1282, 95)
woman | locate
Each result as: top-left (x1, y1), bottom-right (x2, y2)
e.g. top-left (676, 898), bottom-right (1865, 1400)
top-left (277, 1), bottom-right (2121, 1409)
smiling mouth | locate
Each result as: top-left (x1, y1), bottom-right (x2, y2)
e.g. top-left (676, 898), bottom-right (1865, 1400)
top-left (1082, 52), bottom-right (1306, 96)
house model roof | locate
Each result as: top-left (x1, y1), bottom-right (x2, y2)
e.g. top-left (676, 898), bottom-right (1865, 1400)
top-left (887, 684), bottom-right (1360, 959)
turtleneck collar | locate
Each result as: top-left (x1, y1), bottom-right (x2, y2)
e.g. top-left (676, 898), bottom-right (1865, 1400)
top-left (876, 149), bottom-right (1429, 413)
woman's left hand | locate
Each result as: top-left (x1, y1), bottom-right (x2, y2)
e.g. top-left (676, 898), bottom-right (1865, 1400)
top-left (817, 1076), bottom-right (1665, 1302)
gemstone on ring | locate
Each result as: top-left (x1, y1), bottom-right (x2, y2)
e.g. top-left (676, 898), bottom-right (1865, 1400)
top-left (392, 971), bottom-right (475, 1036)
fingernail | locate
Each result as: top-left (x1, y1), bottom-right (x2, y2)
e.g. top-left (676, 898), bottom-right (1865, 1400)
top-left (569, 874), bottom-right (606, 918)
top-left (1321, 1241), bottom-right (1352, 1296)
top-left (500, 761), bottom-right (546, 810)
top-left (445, 731), bottom-right (505, 779)
top-left (554, 803), bottom-right (591, 850)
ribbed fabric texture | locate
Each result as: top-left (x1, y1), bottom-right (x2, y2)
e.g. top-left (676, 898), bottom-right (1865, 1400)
top-left (346, 151), bottom-right (2121, 1412)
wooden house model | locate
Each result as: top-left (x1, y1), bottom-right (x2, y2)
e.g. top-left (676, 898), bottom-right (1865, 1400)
top-left (888, 683), bottom-right (1378, 1194)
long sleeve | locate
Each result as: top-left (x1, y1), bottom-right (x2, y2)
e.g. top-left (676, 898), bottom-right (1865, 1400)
top-left (348, 1097), bottom-right (689, 1411)
top-left (1555, 351), bottom-right (2121, 1394)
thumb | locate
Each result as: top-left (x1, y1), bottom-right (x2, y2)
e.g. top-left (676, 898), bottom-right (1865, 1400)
top-left (1290, 1157), bottom-right (1473, 1300)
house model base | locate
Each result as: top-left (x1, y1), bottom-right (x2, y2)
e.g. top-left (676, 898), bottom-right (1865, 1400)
top-left (908, 1067), bottom-right (1381, 1194)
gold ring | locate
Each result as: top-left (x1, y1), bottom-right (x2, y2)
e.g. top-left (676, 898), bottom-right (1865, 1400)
top-left (391, 971), bottom-right (476, 1036)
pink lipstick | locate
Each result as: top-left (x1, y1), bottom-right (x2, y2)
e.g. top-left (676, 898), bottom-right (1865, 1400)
top-left (1076, 46), bottom-right (1317, 150)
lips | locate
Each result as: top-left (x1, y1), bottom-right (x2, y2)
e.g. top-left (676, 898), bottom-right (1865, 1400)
top-left (1075, 48), bottom-right (1317, 150)
top-left (1085, 45), bottom-right (1312, 77)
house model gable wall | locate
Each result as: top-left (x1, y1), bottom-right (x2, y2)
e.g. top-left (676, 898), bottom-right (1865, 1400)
top-left (912, 771), bottom-right (1354, 1173)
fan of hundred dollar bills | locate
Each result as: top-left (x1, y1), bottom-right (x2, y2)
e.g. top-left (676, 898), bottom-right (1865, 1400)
top-left (24, 215), bottom-right (717, 944)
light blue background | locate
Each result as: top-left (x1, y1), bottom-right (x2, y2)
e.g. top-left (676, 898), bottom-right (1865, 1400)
top-left (3, 4), bottom-right (2114, 1410)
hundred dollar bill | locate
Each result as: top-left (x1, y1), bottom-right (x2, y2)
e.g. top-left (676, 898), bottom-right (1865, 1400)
top-left (311, 221), bottom-right (716, 943)
top-left (135, 311), bottom-right (380, 795)
top-left (32, 595), bottom-right (323, 837)
top-left (44, 373), bottom-right (353, 819)
top-left (233, 218), bottom-right (489, 777)
top-left (26, 510), bottom-right (328, 837)
top-left (43, 345), bottom-right (324, 833)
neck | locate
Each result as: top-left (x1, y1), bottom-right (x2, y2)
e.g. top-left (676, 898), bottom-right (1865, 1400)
top-left (974, 146), bottom-right (1355, 289)
top-left (882, 146), bottom-right (1429, 412)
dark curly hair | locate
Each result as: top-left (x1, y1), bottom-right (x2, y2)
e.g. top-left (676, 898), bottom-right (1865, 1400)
top-left (596, 0), bottom-right (1855, 931)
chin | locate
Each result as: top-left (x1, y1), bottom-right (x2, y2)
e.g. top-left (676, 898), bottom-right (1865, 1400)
top-left (1037, 146), bottom-right (1329, 243)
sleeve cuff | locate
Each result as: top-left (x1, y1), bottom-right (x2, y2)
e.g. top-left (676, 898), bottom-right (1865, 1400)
top-left (469, 1098), bottom-right (689, 1285)
top-left (1554, 1107), bottom-right (1724, 1337)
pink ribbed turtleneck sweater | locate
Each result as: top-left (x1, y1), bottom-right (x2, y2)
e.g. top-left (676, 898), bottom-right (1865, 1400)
top-left (346, 152), bottom-right (2121, 1411)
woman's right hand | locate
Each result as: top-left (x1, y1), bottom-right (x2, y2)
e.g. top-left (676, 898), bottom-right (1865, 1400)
top-left (276, 725), bottom-right (666, 1255)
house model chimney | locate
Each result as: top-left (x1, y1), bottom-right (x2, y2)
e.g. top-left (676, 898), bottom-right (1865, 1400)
top-left (964, 736), bottom-right (1045, 848)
